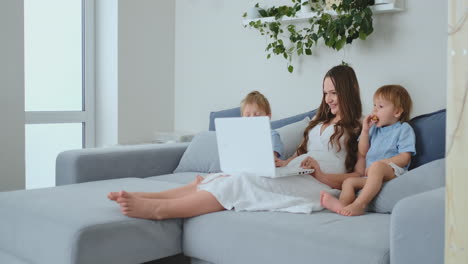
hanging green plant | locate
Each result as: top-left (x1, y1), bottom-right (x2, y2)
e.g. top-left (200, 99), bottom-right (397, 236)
top-left (243, 0), bottom-right (375, 73)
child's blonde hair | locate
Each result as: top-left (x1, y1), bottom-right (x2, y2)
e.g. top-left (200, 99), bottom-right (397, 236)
top-left (374, 85), bottom-right (412, 122)
top-left (240, 91), bottom-right (272, 116)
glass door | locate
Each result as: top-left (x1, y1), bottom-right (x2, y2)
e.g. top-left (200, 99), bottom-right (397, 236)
top-left (24, 0), bottom-right (94, 189)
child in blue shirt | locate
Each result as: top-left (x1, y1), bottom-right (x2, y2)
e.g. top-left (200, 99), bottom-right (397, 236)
top-left (321, 85), bottom-right (416, 216)
top-left (240, 90), bottom-right (284, 158)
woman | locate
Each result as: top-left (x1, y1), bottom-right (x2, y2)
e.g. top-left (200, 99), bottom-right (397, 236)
top-left (108, 65), bottom-right (364, 220)
top-left (276, 64), bottom-right (363, 189)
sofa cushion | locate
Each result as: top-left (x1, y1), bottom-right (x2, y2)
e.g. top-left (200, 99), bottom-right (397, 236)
top-left (390, 187), bottom-right (445, 264)
top-left (0, 250), bottom-right (27, 264)
top-left (270, 109), bottom-right (316, 129)
top-left (208, 107), bottom-right (240, 131)
top-left (369, 158), bottom-right (445, 213)
top-left (209, 107), bottom-right (316, 131)
top-left (276, 117), bottom-right (310, 159)
top-left (183, 210), bottom-right (390, 264)
top-left (0, 178), bottom-right (184, 264)
top-left (408, 109), bottom-right (446, 169)
top-left (174, 132), bottom-right (221, 174)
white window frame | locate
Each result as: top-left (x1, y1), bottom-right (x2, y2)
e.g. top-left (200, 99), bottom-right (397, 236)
top-left (25, 0), bottom-right (95, 148)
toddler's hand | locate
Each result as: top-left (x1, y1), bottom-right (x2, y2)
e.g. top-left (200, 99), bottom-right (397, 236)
top-left (362, 115), bottom-right (375, 132)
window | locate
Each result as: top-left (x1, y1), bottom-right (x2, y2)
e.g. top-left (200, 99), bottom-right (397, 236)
top-left (24, 0), bottom-right (94, 189)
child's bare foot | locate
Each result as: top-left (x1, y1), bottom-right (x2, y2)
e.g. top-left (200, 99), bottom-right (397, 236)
top-left (339, 202), bottom-right (366, 216)
top-left (117, 191), bottom-right (165, 220)
top-left (107, 192), bottom-right (120, 201)
top-left (320, 191), bottom-right (344, 214)
top-left (320, 190), bottom-right (326, 205)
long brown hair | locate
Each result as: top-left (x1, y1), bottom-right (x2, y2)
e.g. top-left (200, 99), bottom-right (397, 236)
top-left (296, 65), bottom-right (362, 172)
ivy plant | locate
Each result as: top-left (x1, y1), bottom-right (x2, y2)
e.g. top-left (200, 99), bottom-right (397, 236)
top-left (243, 0), bottom-right (374, 73)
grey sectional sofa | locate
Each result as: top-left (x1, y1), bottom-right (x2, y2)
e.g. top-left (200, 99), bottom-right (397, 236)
top-left (0, 109), bottom-right (446, 264)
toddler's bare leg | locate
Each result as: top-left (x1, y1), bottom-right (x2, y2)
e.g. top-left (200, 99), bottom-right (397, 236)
top-left (340, 162), bottom-right (395, 216)
top-left (339, 177), bottom-right (366, 206)
top-left (118, 190), bottom-right (224, 220)
top-left (321, 177), bottom-right (366, 214)
top-left (108, 175), bottom-right (204, 202)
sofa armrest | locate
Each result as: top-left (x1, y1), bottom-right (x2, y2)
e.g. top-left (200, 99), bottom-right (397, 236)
top-left (390, 187), bottom-right (445, 264)
top-left (56, 143), bottom-right (189, 185)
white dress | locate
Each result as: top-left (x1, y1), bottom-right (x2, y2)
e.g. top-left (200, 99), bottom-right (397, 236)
top-left (198, 123), bottom-right (347, 213)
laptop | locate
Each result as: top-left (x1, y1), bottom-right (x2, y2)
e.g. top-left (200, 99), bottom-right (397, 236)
top-left (214, 116), bottom-right (314, 178)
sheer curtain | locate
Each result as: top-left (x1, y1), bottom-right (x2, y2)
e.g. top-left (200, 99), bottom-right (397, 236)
top-left (446, 0), bottom-right (468, 263)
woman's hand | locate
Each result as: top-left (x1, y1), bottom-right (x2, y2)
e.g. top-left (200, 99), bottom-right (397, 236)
top-left (300, 156), bottom-right (313, 169)
top-left (300, 157), bottom-right (322, 175)
top-left (301, 157), bottom-right (336, 186)
top-left (275, 157), bottom-right (288, 167)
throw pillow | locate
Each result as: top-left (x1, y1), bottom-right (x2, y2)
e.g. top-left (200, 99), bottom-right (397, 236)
top-left (174, 131), bottom-right (221, 173)
top-left (271, 109), bottom-right (316, 129)
top-left (408, 109), bottom-right (446, 170)
top-left (368, 158), bottom-right (445, 213)
top-left (276, 117), bottom-right (310, 159)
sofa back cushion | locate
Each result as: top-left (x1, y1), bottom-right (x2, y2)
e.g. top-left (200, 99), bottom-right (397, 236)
top-left (209, 107), bottom-right (241, 131)
top-left (209, 107), bottom-right (317, 131)
top-left (271, 109), bottom-right (317, 129)
top-left (408, 109), bottom-right (446, 170)
top-left (208, 108), bottom-right (445, 168)
top-left (174, 131), bottom-right (221, 173)
top-left (276, 117), bottom-right (311, 159)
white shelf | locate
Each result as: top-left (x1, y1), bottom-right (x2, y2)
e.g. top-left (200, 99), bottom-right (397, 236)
top-left (242, 1), bottom-right (405, 26)
top-left (372, 1), bottom-right (405, 13)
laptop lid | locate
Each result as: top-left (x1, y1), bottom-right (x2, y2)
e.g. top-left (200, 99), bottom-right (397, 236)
top-left (215, 116), bottom-right (276, 177)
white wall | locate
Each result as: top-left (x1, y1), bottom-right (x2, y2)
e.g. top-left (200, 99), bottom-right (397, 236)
top-left (96, 0), bottom-right (175, 146)
top-left (118, 0), bottom-right (175, 144)
top-left (0, 0), bottom-right (25, 191)
top-left (174, 0), bottom-right (447, 132)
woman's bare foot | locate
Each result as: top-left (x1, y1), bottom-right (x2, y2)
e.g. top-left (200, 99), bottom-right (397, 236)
top-left (320, 191), bottom-right (345, 214)
top-left (107, 192), bottom-right (120, 201)
top-left (117, 191), bottom-right (166, 220)
top-left (109, 191), bottom-right (157, 202)
top-left (108, 191), bottom-right (142, 202)
top-left (339, 202), bottom-right (366, 216)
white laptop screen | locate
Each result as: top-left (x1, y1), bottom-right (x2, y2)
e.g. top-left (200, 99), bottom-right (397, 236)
top-left (215, 117), bottom-right (276, 176)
